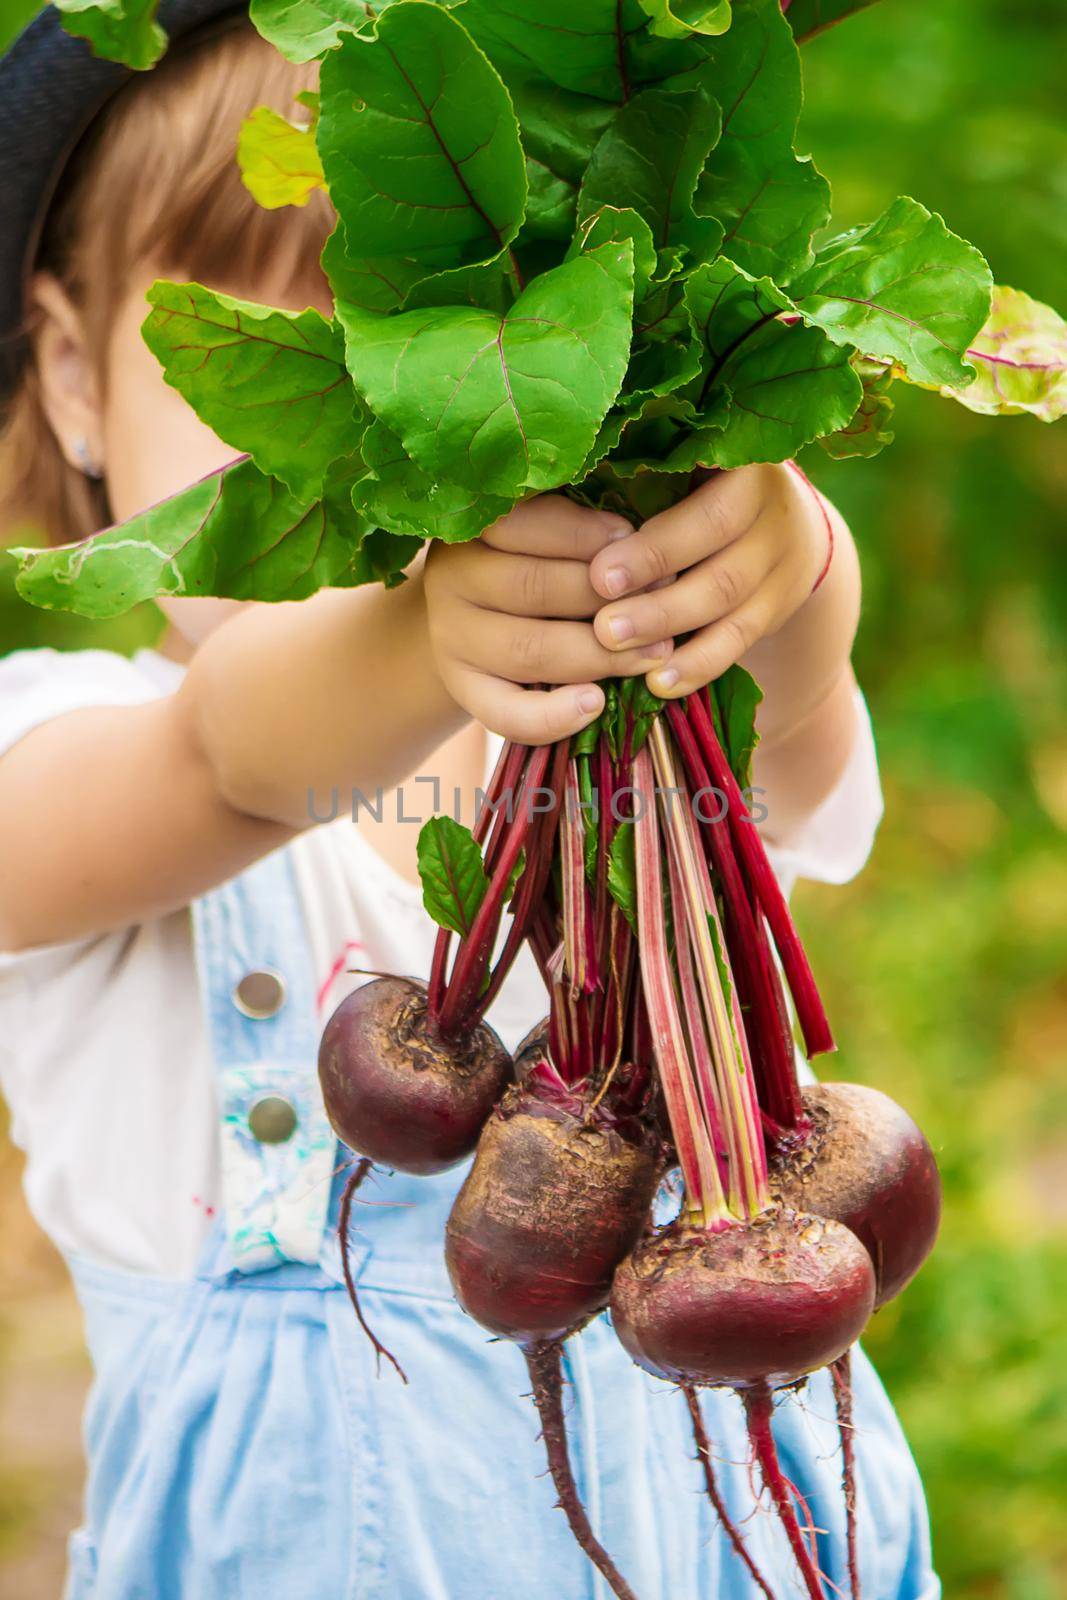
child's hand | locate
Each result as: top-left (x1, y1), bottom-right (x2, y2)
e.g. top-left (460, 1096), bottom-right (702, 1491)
top-left (589, 464), bottom-right (833, 699)
top-left (424, 497), bottom-right (674, 745)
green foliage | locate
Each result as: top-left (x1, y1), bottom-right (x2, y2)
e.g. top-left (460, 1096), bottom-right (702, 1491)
top-left (26, 0), bottom-right (1041, 613)
top-left (54, 0), bottom-right (163, 69)
top-left (710, 663), bottom-right (762, 788)
top-left (607, 820), bottom-right (638, 934)
top-left (142, 283), bottom-right (358, 500)
top-left (341, 243), bottom-right (636, 497)
top-left (9, 457), bottom-right (383, 617)
top-left (416, 815), bottom-right (489, 936)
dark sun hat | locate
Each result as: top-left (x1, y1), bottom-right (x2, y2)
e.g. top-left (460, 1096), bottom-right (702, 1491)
top-left (0, 0), bottom-right (246, 401)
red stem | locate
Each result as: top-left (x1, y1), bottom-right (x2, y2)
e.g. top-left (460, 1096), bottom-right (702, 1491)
top-left (688, 693), bottom-right (834, 1058)
top-left (438, 745), bottom-right (552, 1033)
top-left (666, 702), bottom-right (802, 1129)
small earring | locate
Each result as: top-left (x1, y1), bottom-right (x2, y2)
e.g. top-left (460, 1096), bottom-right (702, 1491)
top-left (73, 436), bottom-right (103, 480)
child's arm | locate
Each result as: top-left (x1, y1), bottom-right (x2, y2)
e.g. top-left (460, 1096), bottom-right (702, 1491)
top-left (0, 499), bottom-right (662, 952)
top-left (585, 464), bottom-right (865, 845)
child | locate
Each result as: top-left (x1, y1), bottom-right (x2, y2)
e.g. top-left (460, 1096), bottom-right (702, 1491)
top-left (0, 10), bottom-right (937, 1598)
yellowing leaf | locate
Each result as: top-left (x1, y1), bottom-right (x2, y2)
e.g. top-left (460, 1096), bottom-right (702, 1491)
top-left (944, 286), bottom-right (1067, 423)
top-left (237, 105), bottom-right (325, 211)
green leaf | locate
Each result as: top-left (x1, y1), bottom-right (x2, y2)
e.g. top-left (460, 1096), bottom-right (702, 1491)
top-left (8, 458), bottom-right (368, 618)
top-left (693, 0), bottom-right (830, 280)
top-left (607, 820), bottom-right (638, 934)
top-left (785, 0), bottom-right (882, 42)
top-left (321, 222), bottom-right (425, 316)
top-left (568, 207), bottom-right (658, 302)
top-left (628, 678), bottom-right (665, 756)
top-left (354, 419), bottom-right (513, 541)
top-left (416, 815), bottom-right (489, 937)
top-left (679, 257), bottom-right (861, 467)
top-left (711, 663), bottom-right (762, 787)
top-left (237, 105), bottom-right (325, 210)
top-left (54, 0), bottom-right (165, 69)
top-left (789, 196), bottom-right (994, 389)
top-left (249, 0), bottom-right (377, 63)
top-left (819, 355), bottom-right (895, 459)
top-left (637, 0), bottom-right (731, 38)
top-left (142, 282), bottom-right (358, 503)
top-left (459, 0), bottom-right (692, 104)
top-left (341, 242), bottom-right (636, 496)
top-left (579, 80), bottom-right (724, 257)
top-left (318, 3), bottom-right (527, 283)
top-left (938, 286), bottom-right (1067, 423)
top-left (507, 75), bottom-right (616, 245)
top-left (343, 524), bottom-right (424, 588)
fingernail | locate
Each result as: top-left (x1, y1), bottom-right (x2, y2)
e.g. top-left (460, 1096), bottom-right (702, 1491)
top-left (607, 614), bottom-right (635, 644)
top-left (602, 565), bottom-right (629, 598)
top-left (649, 666), bottom-right (679, 692)
top-left (577, 689), bottom-right (603, 715)
top-left (644, 639), bottom-right (672, 661)
top-left (604, 520), bottom-right (632, 543)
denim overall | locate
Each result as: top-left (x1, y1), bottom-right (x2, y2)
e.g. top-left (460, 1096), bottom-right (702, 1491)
top-left (62, 845), bottom-right (939, 1600)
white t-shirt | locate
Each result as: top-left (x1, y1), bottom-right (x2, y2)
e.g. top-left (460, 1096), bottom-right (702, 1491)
top-left (0, 647), bottom-right (883, 1281)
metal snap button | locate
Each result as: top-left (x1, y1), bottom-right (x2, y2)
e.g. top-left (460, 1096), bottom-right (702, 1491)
top-left (233, 968), bottom-right (287, 1019)
top-left (248, 1095), bottom-right (298, 1145)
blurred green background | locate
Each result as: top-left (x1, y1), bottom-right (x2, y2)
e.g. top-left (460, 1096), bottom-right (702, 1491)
top-left (0, 0), bottom-right (1065, 1595)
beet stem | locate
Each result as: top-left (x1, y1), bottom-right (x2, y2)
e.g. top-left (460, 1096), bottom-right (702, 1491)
top-left (525, 1342), bottom-right (640, 1600)
top-left (745, 1385), bottom-right (828, 1600)
top-left (338, 1160), bottom-right (408, 1384)
top-left (831, 1351), bottom-right (861, 1600)
top-left (680, 1384), bottom-right (778, 1599)
top-left (688, 692), bottom-right (834, 1059)
top-left (665, 700), bottom-right (802, 1130)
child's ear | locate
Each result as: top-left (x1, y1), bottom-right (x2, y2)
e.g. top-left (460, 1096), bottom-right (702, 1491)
top-left (29, 273), bottom-right (105, 479)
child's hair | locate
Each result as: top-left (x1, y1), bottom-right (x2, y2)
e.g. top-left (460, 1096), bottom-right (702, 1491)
top-left (0, 20), bottom-right (332, 546)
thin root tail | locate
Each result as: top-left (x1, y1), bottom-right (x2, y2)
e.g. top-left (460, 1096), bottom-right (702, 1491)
top-left (339, 1159), bottom-right (408, 1384)
top-left (680, 1383), bottom-right (778, 1599)
top-left (524, 1342), bottom-right (639, 1600)
top-left (832, 1351), bottom-right (861, 1599)
top-left (745, 1384), bottom-right (828, 1600)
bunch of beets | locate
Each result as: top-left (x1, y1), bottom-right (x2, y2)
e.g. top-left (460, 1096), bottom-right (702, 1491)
top-left (319, 660), bottom-right (942, 1600)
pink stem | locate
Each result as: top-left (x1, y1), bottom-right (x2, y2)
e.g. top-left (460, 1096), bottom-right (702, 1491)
top-left (689, 692), bottom-right (834, 1058)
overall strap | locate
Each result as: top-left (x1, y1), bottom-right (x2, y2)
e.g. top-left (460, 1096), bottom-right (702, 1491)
top-left (191, 845), bottom-right (337, 1274)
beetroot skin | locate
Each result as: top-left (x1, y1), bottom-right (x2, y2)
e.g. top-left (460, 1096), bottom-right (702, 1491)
top-left (445, 1086), bottom-right (662, 1346)
top-left (770, 1082), bottom-right (942, 1307)
top-left (610, 1209), bottom-right (876, 1390)
top-left (318, 976), bottom-right (511, 1175)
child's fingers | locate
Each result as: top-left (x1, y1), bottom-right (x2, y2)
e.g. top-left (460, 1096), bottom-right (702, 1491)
top-left (589, 468), bottom-right (761, 600)
top-left (593, 531), bottom-right (778, 652)
top-left (485, 495), bottom-right (632, 561)
top-left (450, 667), bottom-right (606, 746)
top-left (645, 587), bottom-right (781, 699)
top-left (457, 609), bottom-right (672, 686)
top-left (440, 543), bottom-right (602, 620)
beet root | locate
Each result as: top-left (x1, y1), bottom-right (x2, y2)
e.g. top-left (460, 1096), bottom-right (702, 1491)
top-left (337, 1158), bottom-right (406, 1383)
top-left (526, 1342), bottom-right (639, 1600)
top-left (610, 1209), bottom-right (876, 1391)
top-left (770, 1083), bottom-right (942, 1307)
top-left (318, 976), bottom-right (511, 1175)
top-left (680, 1383), bottom-right (775, 1598)
top-left (445, 1085), bottom-right (662, 1345)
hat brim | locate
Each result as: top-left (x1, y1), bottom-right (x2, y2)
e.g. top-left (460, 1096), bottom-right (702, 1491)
top-left (0, 0), bottom-right (248, 402)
